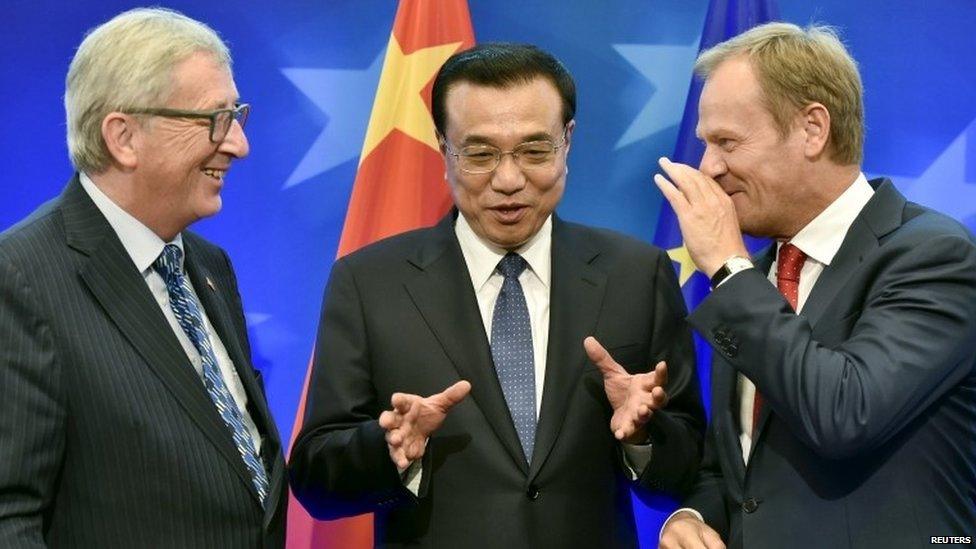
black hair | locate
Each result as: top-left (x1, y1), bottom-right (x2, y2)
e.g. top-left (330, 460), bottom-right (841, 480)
top-left (431, 42), bottom-right (576, 135)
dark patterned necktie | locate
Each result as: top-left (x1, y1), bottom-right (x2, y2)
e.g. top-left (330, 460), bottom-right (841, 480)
top-left (490, 253), bottom-right (536, 463)
top-left (153, 244), bottom-right (269, 504)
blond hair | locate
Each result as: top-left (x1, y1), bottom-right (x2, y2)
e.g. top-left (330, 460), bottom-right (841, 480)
top-left (65, 7), bottom-right (231, 173)
top-left (695, 22), bottom-right (863, 165)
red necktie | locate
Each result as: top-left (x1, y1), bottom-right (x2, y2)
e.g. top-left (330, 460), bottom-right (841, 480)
top-left (752, 243), bottom-right (807, 430)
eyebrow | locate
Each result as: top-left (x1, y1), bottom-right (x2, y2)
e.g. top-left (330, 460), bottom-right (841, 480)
top-left (203, 98), bottom-right (240, 110)
top-left (460, 131), bottom-right (556, 146)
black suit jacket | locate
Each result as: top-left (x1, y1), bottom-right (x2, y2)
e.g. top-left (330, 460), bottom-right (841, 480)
top-left (0, 176), bottom-right (287, 548)
top-left (290, 212), bottom-right (705, 548)
top-left (685, 180), bottom-right (976, 548)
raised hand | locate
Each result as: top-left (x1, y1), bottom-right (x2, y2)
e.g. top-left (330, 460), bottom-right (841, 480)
top-left (583, 336), bottom-right (668, 444)
top-left (378, 380), bottom-right (472, 469)
top-left (653, 157), bottom-right (749, 277)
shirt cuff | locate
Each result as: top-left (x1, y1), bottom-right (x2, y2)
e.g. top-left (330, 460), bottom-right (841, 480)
top-left (659, 508), bottom-right (705, 541)
top-left (395, 437), bottom-right (429, 496)
top-left (621, 441), bottom-right (653, 480)
top-left (400, 460), bottom-right (423, 496)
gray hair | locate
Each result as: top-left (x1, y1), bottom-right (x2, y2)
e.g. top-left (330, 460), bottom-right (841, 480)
top-left (65, 7), bottom-right (232, 173)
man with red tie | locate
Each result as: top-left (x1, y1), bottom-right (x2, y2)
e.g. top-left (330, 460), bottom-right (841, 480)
top-left (655, 22), bottom-right (976, 549)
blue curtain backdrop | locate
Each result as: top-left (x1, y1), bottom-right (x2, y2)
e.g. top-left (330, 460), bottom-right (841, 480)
top-left (3, 1), bottom-right (974, 544)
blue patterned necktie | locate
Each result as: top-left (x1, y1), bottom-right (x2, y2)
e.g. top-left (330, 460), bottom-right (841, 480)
top-left (153, 244), bottom-right (269, 505)
top-left (490, 253), bottom-right (536, 463)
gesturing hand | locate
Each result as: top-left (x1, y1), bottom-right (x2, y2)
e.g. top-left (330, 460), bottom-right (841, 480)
top-left (653, 157), bottom-right (749, 277)
top-left (583, 336), bottom-right (668, 444)
top-left (378, 380), bottom-right (472, 470)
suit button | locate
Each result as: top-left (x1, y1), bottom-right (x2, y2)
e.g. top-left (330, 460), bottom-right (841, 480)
top-left (742, 497), bottom-right (759, 513)
top-left (526, 485), bottom-right (540, 501)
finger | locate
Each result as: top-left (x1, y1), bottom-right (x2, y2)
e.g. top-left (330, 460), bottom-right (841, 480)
top-left (637, 403), bottom-right (650, 420)
top-left (651, 385), bottom-right (669, 408)
top-left (613, 417), bottom-right (632, 441)
top-left (391, 448), bottom-right (409, 471)
top-left (653, 361), bottom-right (669, 387)
top-left (406, 438), bottom-right (427, 461)
top-left (378, 410), bottom-right (399, 430)
top-left (702, 526), bottom-right (726, 549)
top-left (632, 404), bottom-right (649, 426)
top-left (661, 157), bottom-right (720, 205)
top-left (653, 173), bottom-right (690, 213)
top-left (659, 157), bottom-right (706, 206)
top-left (636, 372), bottom-right (658, 392)
top-left (386, 429), bottom-right (403, 447)
top-left (391, 392), bottom-right (413, 414)
top-left (583, 336), bottom-right (625, 378)
top-left (432, 380), bottom-right (472, 409)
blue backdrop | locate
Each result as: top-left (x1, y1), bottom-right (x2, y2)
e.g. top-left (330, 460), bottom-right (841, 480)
top-left (3, 0), bottom-right (974, 543)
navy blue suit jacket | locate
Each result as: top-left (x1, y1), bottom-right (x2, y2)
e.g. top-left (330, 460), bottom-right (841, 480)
top-left (686, 180), bottom-right (976, 548)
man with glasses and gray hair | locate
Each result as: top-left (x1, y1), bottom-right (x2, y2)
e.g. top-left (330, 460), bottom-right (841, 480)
top-left (290, 42), bottom-right (705, 548)
top-left (0, 8), bottom-right (286, 547)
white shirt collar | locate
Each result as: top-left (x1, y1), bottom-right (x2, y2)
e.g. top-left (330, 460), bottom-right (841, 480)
top-left (455, 212), bottom-right (552, 291)
top-left (787, 172), bottom-right (874, 266)
top-left (79, 172), bottom-right (184, 273)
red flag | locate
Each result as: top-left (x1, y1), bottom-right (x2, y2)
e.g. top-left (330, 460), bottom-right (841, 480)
top-left (286, 2), bottom-right (475, 547)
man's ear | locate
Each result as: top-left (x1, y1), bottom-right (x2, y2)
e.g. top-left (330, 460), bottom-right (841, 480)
top-left (800, 102), bottom-right (830, 159)
top-left (563, 119), bottom-right (576, 154)
top-left (101, 112), bottom-right (139, 170)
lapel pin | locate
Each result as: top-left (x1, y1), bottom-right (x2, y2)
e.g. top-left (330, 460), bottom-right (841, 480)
top-left (206, 277), bottom-right (216, 292)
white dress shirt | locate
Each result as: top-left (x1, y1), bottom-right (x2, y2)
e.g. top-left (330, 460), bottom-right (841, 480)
top-left (80, 172), bottom-right (263, 453)
top-left (662, 172), bottom-right (874, 537)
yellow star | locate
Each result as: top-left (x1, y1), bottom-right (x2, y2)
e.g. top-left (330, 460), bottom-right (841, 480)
top-left (667, 243), bottom-right (699, 286)
top-left (359, 35), bottom-right (462, 163)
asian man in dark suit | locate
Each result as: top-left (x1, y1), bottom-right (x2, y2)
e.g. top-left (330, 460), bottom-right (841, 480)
top-left (289, 43), bottom-right (705, 548)
top-left (0, 8), bottom-right (286, 548)
top-left (656, 23), bottom-right (976, 549)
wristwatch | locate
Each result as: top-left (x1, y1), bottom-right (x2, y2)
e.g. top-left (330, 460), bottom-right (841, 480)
top-left (710, 255), bottom-right (754, 288)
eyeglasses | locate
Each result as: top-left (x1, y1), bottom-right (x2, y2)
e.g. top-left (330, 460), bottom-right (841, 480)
top-left (443, 127), bottom-right (568, 174)
top-left (123, 103), bottom-right (250, 143)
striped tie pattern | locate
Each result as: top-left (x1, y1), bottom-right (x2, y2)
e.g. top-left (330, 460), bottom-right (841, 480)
top-left (490, 253), bottom-right (536, 463)
top-left (153, 244), bottom-right (269, 505)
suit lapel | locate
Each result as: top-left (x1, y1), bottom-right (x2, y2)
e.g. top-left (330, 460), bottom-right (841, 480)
top-left (528, 218), bottom-right (607, 481)
top-left (800, 179), bottom-right (905, 328)
top-left (61, 176), bottom-right (261, 502)
top-left (403, 214), bottom-right (528, 474)
top-left (183, 242), bottom-right (279, 508)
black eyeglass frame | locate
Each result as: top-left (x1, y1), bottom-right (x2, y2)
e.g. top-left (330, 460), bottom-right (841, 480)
top-left (123, 103), bottom-right (250, 143)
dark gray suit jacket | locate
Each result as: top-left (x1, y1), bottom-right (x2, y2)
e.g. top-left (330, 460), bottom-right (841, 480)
top-left (685, 179), bottom-right (976, 548)
top-left (0, 176), bottom-right (287, 548)
top-left (289, 212), bottom-right (705, 548)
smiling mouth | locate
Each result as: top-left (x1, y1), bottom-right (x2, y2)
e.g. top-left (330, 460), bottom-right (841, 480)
top-left (202, 168), bottom-right (226, 181)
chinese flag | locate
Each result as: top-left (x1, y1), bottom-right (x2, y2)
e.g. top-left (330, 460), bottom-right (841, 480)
top-left (286, 1), bottom-right (475, 548)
